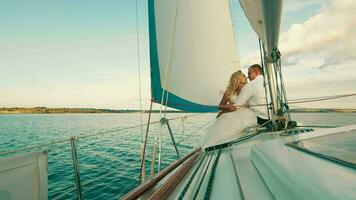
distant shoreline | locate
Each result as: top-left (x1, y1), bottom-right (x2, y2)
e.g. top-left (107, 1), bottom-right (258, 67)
top-left (1, 107), bottom-right (356, 114)
top-left (0, 107), bottom-right (185, 114)
top-left (289, 108), bottom-right (356, 113)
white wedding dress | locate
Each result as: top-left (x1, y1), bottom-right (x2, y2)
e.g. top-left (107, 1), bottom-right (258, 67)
top-left (202, 94), bottom-right (257, 147)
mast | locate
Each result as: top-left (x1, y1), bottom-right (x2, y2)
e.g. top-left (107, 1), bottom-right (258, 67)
top-left (240, 0), bottom-right (291, 130)
top-left (259, 42), bottom-right (288, 130)
top-left (261, 0), bottom-right (291, 130)
top-left (263, 47), bottom-right (291, 130)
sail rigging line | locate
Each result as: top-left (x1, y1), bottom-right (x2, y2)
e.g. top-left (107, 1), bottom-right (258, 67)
top-left (297, 125), bottom-right (339, 128)
top-left (288, 93), bottom-right (356, 104)
top-left (276, 63), bottom-right (283, 109)
top-left (259, 38), bottom-right (271, 120)
top-left (289, 93), bottom-right (356, 101)
top-left (176, 117), bottom-right (216, 145)
top-left (275, 59), bottom-right (284, 112)
top-left (164, 92), bottom-right (170, 116)
top-left (263, 93), bottom-right (356, 106)
top-left (272, 59), bottom-right (284, 117)
top-left (181, 116), bottom-right (186, 136)
top-left (149, 93), bottom-right (356, 109)
top-left (150, 132), bottom-right (158, 177)
top-left (159, 0), bottom-right (182, 115)
top-left (159, 0), bottom-right (181, 114)
top-left (237, 92), bottom-right (356, 107)
top-left (156, 0), bottom-right (182, 172)
top-left (135, 0), bottom-right (147, 178)
top-left (276, 57), bottom-right (291, 123)
top-left (262, 43), bottom-right (278, 127)
top-left (135, 0), bottom-right (144, 143)
top-left (268, 48), bottom-right (291, 129)
top-left (139, 101), bottom-right (153, 182)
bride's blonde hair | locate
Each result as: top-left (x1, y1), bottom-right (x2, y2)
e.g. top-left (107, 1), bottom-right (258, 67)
top-left (225, 70), bottom-right (246, 98)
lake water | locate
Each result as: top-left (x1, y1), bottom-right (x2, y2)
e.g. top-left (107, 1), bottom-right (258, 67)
top-left (1, 112), bottom-right (356, 199)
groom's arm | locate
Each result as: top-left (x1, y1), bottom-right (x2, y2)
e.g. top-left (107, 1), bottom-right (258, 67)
top-left (234, 83), bottom-right (252, 106)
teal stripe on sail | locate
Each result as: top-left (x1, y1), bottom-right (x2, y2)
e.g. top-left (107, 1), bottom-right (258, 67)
top-left (148, 0), bottom-right (218, 112)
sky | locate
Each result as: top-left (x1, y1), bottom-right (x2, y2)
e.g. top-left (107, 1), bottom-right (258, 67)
top-left (0, 0), bottom-right (355, 109)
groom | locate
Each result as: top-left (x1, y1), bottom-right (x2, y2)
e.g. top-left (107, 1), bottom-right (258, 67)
top-left (235, 64), bottom-right (269, 126)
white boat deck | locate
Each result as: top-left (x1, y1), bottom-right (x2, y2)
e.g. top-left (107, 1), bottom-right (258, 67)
top-left (165, 125), bottom-right (356, 200)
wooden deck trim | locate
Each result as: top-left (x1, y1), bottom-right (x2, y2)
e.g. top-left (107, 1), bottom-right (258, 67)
top-left (148, 150), bottom-right (202, 200)
top-left (122, 147), bottom-right (201, 200)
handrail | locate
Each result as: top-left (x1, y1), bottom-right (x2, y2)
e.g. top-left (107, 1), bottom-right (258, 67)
top-left (53, 165), bottom-right (123, 200)
top-left (0, 138), bottom-right (71, 156)
top-left (0, 114), bottom-right (203, 156)
top-left (0, 113), bottom-right (209, 200)
top-left (52, 186), bottom-right (77, 200)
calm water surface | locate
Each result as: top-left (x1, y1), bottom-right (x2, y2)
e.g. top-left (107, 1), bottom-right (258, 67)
top-left (1, 112), bottom-right (356, 199)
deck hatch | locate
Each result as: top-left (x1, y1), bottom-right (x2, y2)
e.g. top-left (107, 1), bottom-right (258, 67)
top-left (286, 129), bottom-right (356, 169)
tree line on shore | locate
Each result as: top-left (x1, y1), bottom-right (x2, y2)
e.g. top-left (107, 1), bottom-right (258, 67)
top-left (0, 107), bottom-right (355, 114)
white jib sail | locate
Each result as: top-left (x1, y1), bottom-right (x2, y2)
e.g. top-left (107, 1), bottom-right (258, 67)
top-left (154, 0), bottom-right (239, 106)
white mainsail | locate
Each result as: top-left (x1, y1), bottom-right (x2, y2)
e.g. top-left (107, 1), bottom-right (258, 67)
top-left (239, 0), bottom-right (266, 43)
top-left (149, 0), bottom-right (239, 111)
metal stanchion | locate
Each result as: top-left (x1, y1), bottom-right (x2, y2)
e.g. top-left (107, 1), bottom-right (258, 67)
top-left (70, 136), bottom-right (83, 200)
top-left (161, 117), bottom-right (180, 158)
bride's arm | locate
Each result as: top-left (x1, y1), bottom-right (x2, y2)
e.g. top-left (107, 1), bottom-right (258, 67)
top-left (219, 92), bottom-right (229, 108)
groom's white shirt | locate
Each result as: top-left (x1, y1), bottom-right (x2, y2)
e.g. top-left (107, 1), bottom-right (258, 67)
top-left (234, 75), bottom-right (268, 119)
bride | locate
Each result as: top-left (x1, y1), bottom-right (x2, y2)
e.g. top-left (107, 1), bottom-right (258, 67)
top-left (202, 70), bottom-right (257, 147)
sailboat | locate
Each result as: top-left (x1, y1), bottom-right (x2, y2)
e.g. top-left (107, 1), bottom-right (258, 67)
top-left (123, 0), bottom-right (356, 199)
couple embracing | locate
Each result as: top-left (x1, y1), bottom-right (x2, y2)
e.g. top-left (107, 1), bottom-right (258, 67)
top-left (203, 64), bottom-right (268, 147)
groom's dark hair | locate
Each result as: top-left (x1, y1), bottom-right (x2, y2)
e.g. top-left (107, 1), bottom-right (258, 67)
top-left (249, 64), bottom-right (263, 74)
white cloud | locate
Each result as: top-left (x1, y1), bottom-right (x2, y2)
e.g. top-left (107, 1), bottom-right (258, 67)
top-left (280, 0), bottom-right (356, 59)
top-left (284, 0), bottom-right (325, 12)
top-left (242, 0), bottom-right (356, 108)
